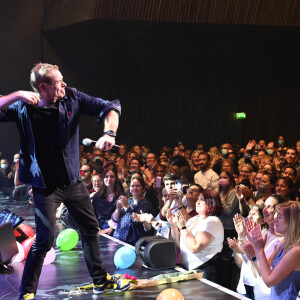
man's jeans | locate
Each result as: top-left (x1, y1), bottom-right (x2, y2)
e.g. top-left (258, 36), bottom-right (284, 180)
top-left (20, 181), bottom-right (107, 295)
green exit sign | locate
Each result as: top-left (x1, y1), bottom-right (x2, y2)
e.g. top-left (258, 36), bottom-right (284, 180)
top-left (236, 112), bottom-right (246, 119)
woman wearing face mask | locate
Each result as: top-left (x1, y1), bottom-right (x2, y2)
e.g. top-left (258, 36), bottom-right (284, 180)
top-left (238, 171), bottom-right (276, 210)
top-left (218, 171), bottom-right (240, 290)
top-left (245, 201), bottom-right (300, 300)
top-left (0, 158), bottom-right (14, 195)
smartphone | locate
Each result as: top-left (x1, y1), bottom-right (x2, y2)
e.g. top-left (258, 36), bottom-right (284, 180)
top-left (175, 180), bottom-right (183, 191)
top-left (155, 176), bottom-right (161, 188)
top-left (182, 185), bottom-right (188, 194)
top-left (171, 205), bottom-right (183, 215)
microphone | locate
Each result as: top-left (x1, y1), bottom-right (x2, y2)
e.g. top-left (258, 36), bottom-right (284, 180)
top-left (82, 138), bottom-right (120, 148)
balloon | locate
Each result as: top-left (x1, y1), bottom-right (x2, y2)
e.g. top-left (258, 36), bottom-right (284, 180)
top-left (114, 246), bottom-right (136, 269)
top-left (56, 228), bottom-right (79, 251)
top-left (12, 241), bottom-right (25, 263)
top-left (157, 288), bottom-right (185, 300)
top-left (43, 247), bottom-right (56, 265)
top-left (16, 224), bottom-right (35, 238)
top-left (21, 237), bottom-right (35, 260)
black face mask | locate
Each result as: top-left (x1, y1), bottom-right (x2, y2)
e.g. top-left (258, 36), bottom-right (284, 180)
top-left (257, 183), bottom-right (271, 194)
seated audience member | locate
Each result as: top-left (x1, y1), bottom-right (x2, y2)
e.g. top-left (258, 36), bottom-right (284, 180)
top-left (245, 201), bottom-right (300, 300)
top-left (80, 164), bottom-right (94, 193)
top-left (167, 190), bottom-right (224, 284)
top-left (112, 174), bottom-right (154, 245)
top-left (118, 143), bottom-right (128, 159)
top-left (146, 163), bottom-right (167, 213)
top-left (93, 163), bottom-right (122, 235)
top-left (262, 162), bottom-right (278, 177)
top-left (237, 171), bottom-right (276, 213)
top-left (189, 150), bottom-right (202, 175)
top-left (282, 166), bottom-right (300, 201)
top-left (126, 151), bottom-right (138, 169)
top-left (90, 174), bottom-right (101, 197)
top-left (0, 158), bottom-right (14, 195)
top-left (194, 152), bottom-right (219, 192)
top-left (143, 152), bottom-right (157, 186)
top-left (131, 145), bottom-right (142, 159)
top-left (221, 159), bottom-right (235, 174)
top-left (184, 149), bottom-right (192, 163)
top-left (160, 173), bottom-right (182, 218)
top-left (275, 176), bottom-right (294, 200)
top-left (159, 150), bottom-right (171, 166)
top-left (284, 147), bottom-right (299, 169)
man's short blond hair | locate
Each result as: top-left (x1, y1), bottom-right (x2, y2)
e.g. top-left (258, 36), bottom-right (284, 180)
top-left (30, 62), bottom-right (59, 92)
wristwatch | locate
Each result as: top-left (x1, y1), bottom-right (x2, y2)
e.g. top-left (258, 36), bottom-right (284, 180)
top-left (251, 256), bottom-right (257, 262)
top-left (179, 226), bottom-right (187, 231)
top-left (104, 130), bottom-right (116, 137)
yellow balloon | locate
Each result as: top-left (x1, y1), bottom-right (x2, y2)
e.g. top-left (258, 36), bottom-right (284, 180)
top-left (157, 288), bottom-right (185, 300)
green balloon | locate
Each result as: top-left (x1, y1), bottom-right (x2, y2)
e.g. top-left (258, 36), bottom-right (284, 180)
top-left (56, 229), bottom-right (79, 251)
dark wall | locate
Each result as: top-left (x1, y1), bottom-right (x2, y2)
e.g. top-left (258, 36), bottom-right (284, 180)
top-left (43, 20), bottom-right (300, 150)
top-left (1, 2), bottom-right (300, 161)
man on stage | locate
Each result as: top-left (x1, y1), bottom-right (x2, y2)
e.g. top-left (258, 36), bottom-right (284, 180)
top-left (0, 63), bottom-right (131, 300)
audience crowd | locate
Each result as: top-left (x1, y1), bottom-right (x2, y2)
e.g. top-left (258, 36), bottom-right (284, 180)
top-left (1, 136), bottom-right (300, 299)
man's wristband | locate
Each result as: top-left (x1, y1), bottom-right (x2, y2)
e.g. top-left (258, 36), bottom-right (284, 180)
top-left (179, 226), bottom-right (187, 231)
top-left (251, 256), bottom-right (257, 262)
top-left (104, 130), bottom-right (116, 137)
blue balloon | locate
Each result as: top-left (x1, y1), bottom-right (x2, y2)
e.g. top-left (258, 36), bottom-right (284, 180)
top-left (114, 246), bottom-right (136, 269)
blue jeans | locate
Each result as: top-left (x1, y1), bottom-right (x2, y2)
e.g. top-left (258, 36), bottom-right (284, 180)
top-left (20, 181), bottom-right (107, 296)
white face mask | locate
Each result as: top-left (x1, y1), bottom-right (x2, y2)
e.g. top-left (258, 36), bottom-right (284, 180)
top-left (1, 164), bottom-right (8, 169)
top-left (278, 140), bottom-right (284, 145)
top-left (266, 149), bottom-right (274, 155)
top-left (221, 149), bottom-right (228, 155)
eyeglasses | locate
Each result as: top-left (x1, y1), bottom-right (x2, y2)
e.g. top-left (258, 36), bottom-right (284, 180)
top-left (131, 185), bottom-right (142, 188)
top-left (187, 188), bottom-right (200, 193)
top-left (80, 170), bottom-right (89, 174)
top-left (156, 170), bottom-right (164, 174)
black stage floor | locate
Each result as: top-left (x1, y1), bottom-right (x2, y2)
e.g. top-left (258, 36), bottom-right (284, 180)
top-left (0, 196), bottom-right (250, 300)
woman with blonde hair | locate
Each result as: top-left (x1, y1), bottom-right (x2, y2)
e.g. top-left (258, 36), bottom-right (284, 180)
top-left (245, 201), bottom-right (300, 299)
top-left (189, 150), bottom-right (202, 175)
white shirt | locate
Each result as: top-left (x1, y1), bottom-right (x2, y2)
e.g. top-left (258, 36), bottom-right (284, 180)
top-left (194, 169), bottom-right (219, 192)
top-left (180, 215), bottom-right (224, 270)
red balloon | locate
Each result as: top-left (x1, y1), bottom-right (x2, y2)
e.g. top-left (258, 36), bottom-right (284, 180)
top-left (21, 237), bottom-right (35, 260)
top-left (157, 288), bottom-right (185, 300)
top-left (19, 224), bottom-right (35, 238)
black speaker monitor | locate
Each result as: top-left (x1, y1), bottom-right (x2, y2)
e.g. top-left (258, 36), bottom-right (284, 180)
top-left (135, 236), bottom-right (176, 269)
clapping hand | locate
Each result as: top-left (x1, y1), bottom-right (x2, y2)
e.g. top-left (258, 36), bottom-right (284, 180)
top-left (233, 214), bottom-right (246, 238)
top-left (242, 240), bottom-right (256, 261)
top-left (243, 217), bottom-right (264, 251)
top-left (175, 210), bottom-right (186, 229)
top-left (132, 210), bottom-right (155, 224)
top-left (227, 237), bottom-right (243, 253)
top-left (166, 209), bottom-right (177, 227)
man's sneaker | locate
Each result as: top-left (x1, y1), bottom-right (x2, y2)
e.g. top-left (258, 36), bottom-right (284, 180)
top-left (93, 276), bottom-right (131, 294)
top-left (19, 293), bottom-right (36, 300)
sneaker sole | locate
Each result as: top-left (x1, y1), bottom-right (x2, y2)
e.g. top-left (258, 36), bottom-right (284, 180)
top-left (93, 284), bottom-right (131, 294)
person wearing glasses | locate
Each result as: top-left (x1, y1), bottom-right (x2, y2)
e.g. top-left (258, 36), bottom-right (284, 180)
top-left (80, 164), bottom-right (94, 193)
top-left (111, 173), bottom-right (155, 245)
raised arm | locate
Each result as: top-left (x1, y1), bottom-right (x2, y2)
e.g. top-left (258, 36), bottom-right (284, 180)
top-left (0, 91), bottom-right (40, 110)
top-left (96, 110), bottom-right (119, 151)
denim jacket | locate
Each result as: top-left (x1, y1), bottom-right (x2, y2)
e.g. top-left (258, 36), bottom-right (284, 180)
top-left (0, 87), bottom-right (121, 188)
